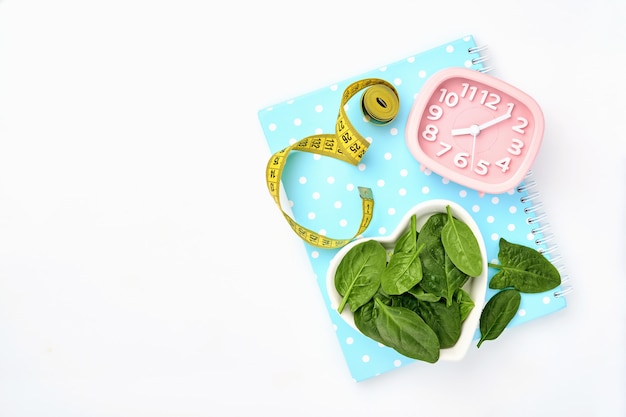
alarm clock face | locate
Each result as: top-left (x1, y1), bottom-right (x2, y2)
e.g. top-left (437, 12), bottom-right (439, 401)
top-left (405, 67), bottom-right (544, 194)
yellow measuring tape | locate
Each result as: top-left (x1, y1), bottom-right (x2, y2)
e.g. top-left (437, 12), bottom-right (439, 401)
top-left (265, 78), bottom-right (400, 249)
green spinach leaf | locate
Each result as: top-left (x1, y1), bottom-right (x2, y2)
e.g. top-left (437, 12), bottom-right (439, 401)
top-left (417, 213), bottom-right (469, 306)
top-left (416, 212), bottom-right (447, 249)
top-left (415, 299), bottom-right (462, 349)
top-left (407, 285), bottom-right (441, 302)
top-left (390, 292), bottom-right (421, 312)
top-left (441, 205), bottom-right (483, 277)
top-left (374, 298), bottom-right (440, 363)
top-left (334, 240), bottom-right (386, 313)
top-left (393, 214), bottom-right (417, 254)
top-left (380, 243), bottom-right (425, 295)
top-left (477, 288), bottom-right (521, 348)
top-left (488, 238), bottom-right (561, 293)
top-left (454, 288), bottom-right (475, 322)
top-left (353, 299), bottom-right (385, 345)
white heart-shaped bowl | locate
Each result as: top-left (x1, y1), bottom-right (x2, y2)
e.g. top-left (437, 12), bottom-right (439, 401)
top-left (326, 199), bottom-right (488, 361)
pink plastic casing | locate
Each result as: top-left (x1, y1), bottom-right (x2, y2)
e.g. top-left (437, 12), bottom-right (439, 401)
top-left (405, 67), bottom-right (544, 194)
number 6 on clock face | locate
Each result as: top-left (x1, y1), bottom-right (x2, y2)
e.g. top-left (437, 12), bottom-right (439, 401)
top-left (405, 67), bottom-right (545, 195)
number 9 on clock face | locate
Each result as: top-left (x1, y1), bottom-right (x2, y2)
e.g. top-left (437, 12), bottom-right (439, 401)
top-left (405, 67), bottom-right (545, 195)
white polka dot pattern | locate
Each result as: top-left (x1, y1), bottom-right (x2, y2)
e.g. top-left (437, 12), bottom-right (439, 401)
top-left (258, 35), bottom-right (567, 382)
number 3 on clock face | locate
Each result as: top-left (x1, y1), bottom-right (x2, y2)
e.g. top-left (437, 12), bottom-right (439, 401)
top-left (405, 67), bottom-right (544, 195)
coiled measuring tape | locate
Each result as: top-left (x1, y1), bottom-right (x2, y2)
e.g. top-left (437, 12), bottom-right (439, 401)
top-left (265, 78), bottom-right (400, 249)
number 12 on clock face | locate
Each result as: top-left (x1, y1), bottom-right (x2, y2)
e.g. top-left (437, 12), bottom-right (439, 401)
top-left (405, 67), bottom-right (545, 195)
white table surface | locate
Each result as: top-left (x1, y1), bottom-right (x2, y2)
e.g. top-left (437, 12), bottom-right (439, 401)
top-left (0, 1), bottom-right (624, 416)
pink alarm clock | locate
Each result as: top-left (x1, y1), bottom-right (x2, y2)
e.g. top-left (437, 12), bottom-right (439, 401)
top-left (405, 67), bottom-right (544, 195)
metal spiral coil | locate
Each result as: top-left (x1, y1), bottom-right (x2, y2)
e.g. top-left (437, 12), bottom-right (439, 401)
top-left (468, 44), bottom-right (493, 73)
top-left (518, 170), bottom-right (572, 298)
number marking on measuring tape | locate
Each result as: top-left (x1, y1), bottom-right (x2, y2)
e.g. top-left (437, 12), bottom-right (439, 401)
top-left (265, 78), bottom-right (399, 248)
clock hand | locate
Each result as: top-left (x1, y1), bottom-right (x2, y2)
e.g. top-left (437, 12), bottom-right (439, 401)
top-left (477, 104), bottom-right (514, 131)
top-left (470, 132), bottom-right (477, 171)
top-left (451, 125), bottom-right (480, 137)
top-left (450, 103), bottom-right (514, 137)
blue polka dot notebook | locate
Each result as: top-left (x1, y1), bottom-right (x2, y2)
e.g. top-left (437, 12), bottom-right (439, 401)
top-left (258, 35), bottom-right (570, 382)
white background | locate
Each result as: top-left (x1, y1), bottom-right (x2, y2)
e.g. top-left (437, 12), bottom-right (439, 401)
top-left (1, 1), bottom-right (624, 416)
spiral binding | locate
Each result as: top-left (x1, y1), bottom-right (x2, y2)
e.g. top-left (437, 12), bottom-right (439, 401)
top-left (468, 44), bottom-right (494, 73)
top-left (517, 170), bottom-right (573, 298)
